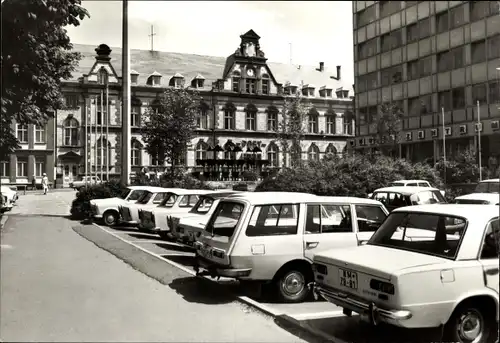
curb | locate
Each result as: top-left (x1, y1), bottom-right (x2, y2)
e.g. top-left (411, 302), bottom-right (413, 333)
top-left (275, 314), bottom-right (347, 343)
top-left (0, 215), bottom-right (8, 231)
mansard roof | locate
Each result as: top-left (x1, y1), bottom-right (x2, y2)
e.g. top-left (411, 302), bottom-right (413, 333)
top-left (69, 44), bottom-right (351, 95)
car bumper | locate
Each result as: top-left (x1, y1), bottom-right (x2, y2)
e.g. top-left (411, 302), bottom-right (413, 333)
top-left (313, 283), bottom-right (412, 325)
top-left (193, 255), bottom-right (252, 278)
top-left (93, 214), bottom-right (103, 219)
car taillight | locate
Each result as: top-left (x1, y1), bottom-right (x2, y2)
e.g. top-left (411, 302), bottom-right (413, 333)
top-left (312, 263), bottom-right (328, 275)
top-left (370, 279), bottom-right (395, 295)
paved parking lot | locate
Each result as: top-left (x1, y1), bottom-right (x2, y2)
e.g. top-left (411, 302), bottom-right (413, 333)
top-left (1, 190), bottom-right (448, 342)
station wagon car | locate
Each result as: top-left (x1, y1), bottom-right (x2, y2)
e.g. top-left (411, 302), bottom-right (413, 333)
top-left (118, 187), bottom-right (174, 226)
top-left (313, 205), bottom-right (499, 343)
top-left (137, 189), bottom-right (215, 238)
top-left (370, 186), bottom-right (446, 212)
top-left (193, 192), bottom-right (389, 303)
top-left (453, 193), bottom-right (499, 205)
top-left (90, 186), bottom-right (150, 226)
top-left (169, 191), bottom-right (244, 244)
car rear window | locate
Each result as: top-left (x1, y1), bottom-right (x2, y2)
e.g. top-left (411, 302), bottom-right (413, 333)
top-left (454, 199), bottom-right (490, 205)
top-left (206, 201), bottom-right (245, 238)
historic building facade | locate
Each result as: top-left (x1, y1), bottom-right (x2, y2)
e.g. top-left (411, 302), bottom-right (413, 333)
top-left (352, 1), bottom-right (500, 166)
top-left (1, 30), bottom-right (354, 186)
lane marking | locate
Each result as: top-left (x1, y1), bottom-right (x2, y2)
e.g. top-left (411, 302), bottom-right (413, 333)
top-left (128, 240), bottom-right (173, 244)
top-left (292, 310), bottom-right (348, 321)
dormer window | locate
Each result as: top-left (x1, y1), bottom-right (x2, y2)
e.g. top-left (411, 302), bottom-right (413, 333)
top-left (131, 70), bottom-right (139, 85)
top-left (97, 67), bottom-right (108, 85)
top-left (169, 73), bottom-right (185, 88)
top-left (284, 84), bottom-right (298, 95)
top-left (319, 86), bottom-right (333, 98)
top-left (147, 71), bottom-right (162, 86)
top-left (336, 88), bottom-right (349, 99)
top-left (342, 90), bottom-right (349, 98)
top-left (191, 74), bottom-right (205, 88)
top-left (232, 71), bottom-right (241, 92)
top-left (302, 84), bottom-right (315, 97)
top-left (261, 73), bottom-right (270, 95)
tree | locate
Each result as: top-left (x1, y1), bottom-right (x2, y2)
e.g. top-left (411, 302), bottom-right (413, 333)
top-left (275, 90), bottom-right (310, 168)
top-left (1, 0), bottom-right (89, 160)
top-left (141, 88), bottom-right (200, 179)
top-left (374, 100), bottom-right (404, 157)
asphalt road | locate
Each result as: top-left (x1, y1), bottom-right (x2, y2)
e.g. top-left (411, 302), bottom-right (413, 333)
top-left (0, 192), bottom-right (307, 342)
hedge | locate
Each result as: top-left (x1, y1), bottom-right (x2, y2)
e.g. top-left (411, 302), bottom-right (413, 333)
top-left (70, 180), bottom-right (126, 220)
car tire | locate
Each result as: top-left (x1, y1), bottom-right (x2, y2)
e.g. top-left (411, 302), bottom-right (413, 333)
top-left (275, 265), bottom-right (312, 303)
top-left (103, 210), bottom-right (119, 226)
top-left (444, 301), bottom-right (495, 343)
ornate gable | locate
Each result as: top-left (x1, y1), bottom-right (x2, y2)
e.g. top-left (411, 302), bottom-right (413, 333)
top-left (86, 44), bottom-right (119, 84)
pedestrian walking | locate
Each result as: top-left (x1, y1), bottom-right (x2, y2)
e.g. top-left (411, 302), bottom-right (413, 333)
top-left (31, 174), bottom-right (36, 191)
top-left (42, 173), bottom-right (49, 195)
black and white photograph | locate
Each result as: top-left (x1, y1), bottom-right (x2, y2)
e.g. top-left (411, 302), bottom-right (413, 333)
top-left (1, 1), bottom-right (499, 342)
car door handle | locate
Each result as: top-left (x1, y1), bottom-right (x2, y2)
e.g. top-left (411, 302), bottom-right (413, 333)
top-left (485, 267), bottom-right (499, 275)
top-left (306, 241), bottom-right (319, 249)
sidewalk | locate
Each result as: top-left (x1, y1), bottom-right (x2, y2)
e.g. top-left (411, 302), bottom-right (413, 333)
top-left (7, 190), bottom-right (75, 217)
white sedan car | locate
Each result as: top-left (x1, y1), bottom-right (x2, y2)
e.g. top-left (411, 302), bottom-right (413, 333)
top-left (137, 189), bottom-right (215, 239)
top-left (313, 204), bottom-right (499, 343)
top-left (90, 186), bottom-right (150, 226)
top-left (1, 186), bottom-right (18, 205)
top-left (453, 193), bottom-right (499, 205)
top-left (118, 187), bottom-right (176, 226)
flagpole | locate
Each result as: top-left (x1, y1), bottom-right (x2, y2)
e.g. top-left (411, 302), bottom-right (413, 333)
top-left (121, 0), bottom-right (131, 186)
top-left (106, 84), bottom-right (110, 181)
top-left (477, 100), bottom-right (482, 181)
top-left (84, 97), bottom-right (88, 188)
top-left (100, 90), bottom-right (104, 181)
top-left (442, 107), bottom-right (446, 187)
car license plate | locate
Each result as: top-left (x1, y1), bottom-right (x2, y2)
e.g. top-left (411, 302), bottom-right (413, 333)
top-left (338, 268), bottom-right (358, 289)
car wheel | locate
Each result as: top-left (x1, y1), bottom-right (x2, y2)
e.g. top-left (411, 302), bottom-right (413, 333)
top-left (444, 302), bottom-right (495, 343)
top-left (275, 266), bottom-right (311, 303)
top-left (103, 210), bottom-right (119, 226)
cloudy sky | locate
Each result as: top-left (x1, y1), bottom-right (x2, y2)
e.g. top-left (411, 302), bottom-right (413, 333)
top-left (66, 1), bottom-right (354, 85)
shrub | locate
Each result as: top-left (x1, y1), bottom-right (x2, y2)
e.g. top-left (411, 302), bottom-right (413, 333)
top-left (70, 180), bottom-right (126, 220)
top-left (256, 154), bottom-right (443, 198)
top-left (434, 149), bottom-right (487, 185)
top-left (131, 168), bottom-right (212, 190)
top-left (241, 170), bottom-right (259, 181)
top-left (233, 182), bottom-right (249, 191)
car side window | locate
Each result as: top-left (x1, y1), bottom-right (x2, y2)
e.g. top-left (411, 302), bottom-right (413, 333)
top-left (407, 183), bottom-right (418, 186)
top-left (152, 192), bottom-right (167, 204)
top-left (246, 204), bottom-right (299, 236)
top-left (418, 182), bottom-right (429, 187)
top-left (480, 219), bottom-right (499, 259)
top-left (417, 191), bottom-right (440, 204)
top-left (354, 205), bottom-right (387, 232)
top-left (178, 196), bottom-right (189, 207)
top-left (387, 192), bottom-right (407, 207)
top-left (373, 192), bottom-right (387, 205)
top-left (128, 190), bottom-right (145, 201)
top-left (305, 204), bottom-right (353, 234)
top-left (186, 195), bottom-right (200, 207)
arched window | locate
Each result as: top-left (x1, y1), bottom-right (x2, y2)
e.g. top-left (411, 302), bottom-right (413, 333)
top-left (97, 67), bottom-right (108, 85)
top-left (198, 102), bottom-right (209, 129)
top-left (267, 143), bottom-right (279, 167)
top-left (261, 73), bottom-right (270, 95)
top-left (131, 97), bottom-right (142, 127)
top-left (131, 139), bottom-right (142, 166)
top-left (63, 117), bottom-right (79, 146)
top-left (232, 71), bottom-right (241, 92)
top-left (195, 141), bottom-right (208, 162)
top-left (245, 104), bottom-right (257, 131)
top-left (308, 144), bottom-right (320, 161)
top-left (223, 102), bottom-right (236, 130)
top-left (308, 108), bottom-right (319, 133)
top-left (325, 144), bottom-right (338, 157)
top-left (96, 137), bottom-right (112, 170)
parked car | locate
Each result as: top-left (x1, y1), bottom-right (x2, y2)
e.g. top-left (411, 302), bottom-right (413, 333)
top-left (90, 186), bottom-right (150, 225)
top-left (370, 186), bottom-right (446, 212)
top-left (70, 176), bottom-right (101, 190)
top-left (313, 204), bottom-right (499, 343)
top-left (453, 193), bottom-right (499, 205)
top-left (118, 187), bottom-right (175, 226)
top-left (1, 185), bottom-right (18, 205)
top-left (0, 192), bottom-right (12, 212)
top-left (193, 192), bottom-right (389, 303)
top-left (473, 178), bottom-right (499, 194)
top-left (138, 189), bottom-right (216, 238)
top-left (368, 180), bottom-right (445, 198)
top-left (169, 191), bottom-right (244, 244)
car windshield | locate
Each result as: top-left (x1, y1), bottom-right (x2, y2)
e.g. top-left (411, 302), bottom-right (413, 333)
top-left (159, 193), bottom-right (178, 207)
top-left (390, 182), bottom-right (405, 187)
top-left (128, 190), bottom-right (145, 201)
top-left (190, 196), bottom-right (215, 214)
top-left (137, 192), bottom-right (153, 204)
top-left (475, 181), bottom-right (500, 194)
top-left (120, 189), bottom-right (131, 199)
top-left (368, 212), bottom-right (467, 260)
top-left (206, 201), bottom-right (245, 241)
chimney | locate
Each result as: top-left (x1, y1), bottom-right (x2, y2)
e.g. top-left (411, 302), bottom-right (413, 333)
top-left (316, 62), bottom-right (324, 72)
top-left (330, 65), bottom-right (341, 80)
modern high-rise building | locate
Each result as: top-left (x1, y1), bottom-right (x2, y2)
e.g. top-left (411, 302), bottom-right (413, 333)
top-left (352, 1), bottom-right (500, 168)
